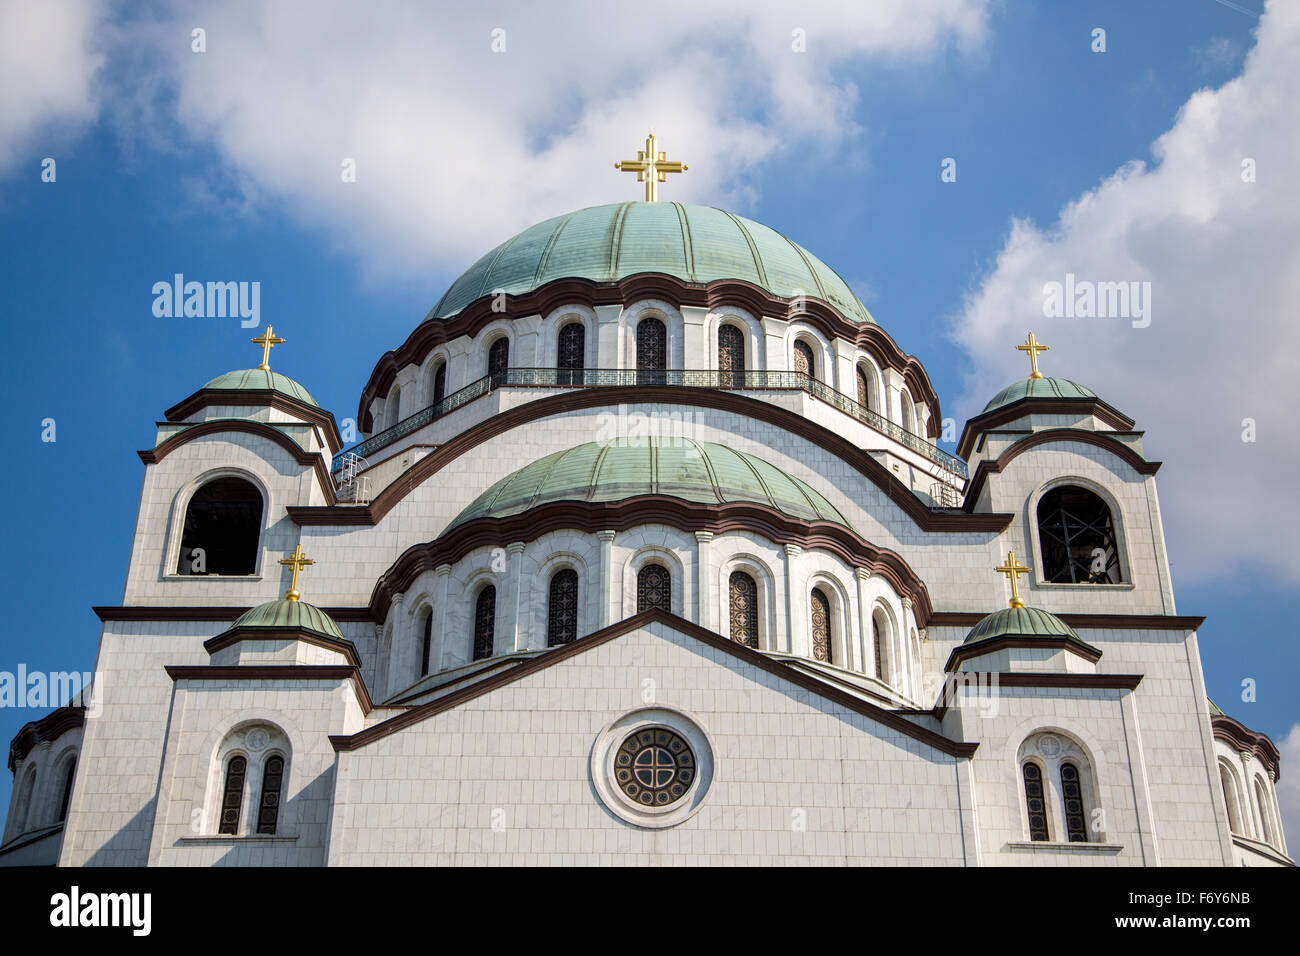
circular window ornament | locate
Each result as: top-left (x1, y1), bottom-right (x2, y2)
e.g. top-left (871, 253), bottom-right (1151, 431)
top-left (1038, 734), bottom-right (1062, 758)
top-left (592, 709), bottom-right (714, 828)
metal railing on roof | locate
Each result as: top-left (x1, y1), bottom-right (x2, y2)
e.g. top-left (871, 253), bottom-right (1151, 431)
top-left (337, 367), bottom-right (968, 479)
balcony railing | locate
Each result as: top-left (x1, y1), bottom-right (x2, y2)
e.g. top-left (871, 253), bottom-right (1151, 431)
top-left (337, 367), bottom-right (968, 479)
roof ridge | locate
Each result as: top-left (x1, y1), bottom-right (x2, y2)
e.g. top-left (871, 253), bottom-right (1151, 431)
top-left (720, 210), bottom-right (769, 289)
top-left (673, 202), bottom-right (696, 282)
top-left (608, 202), bottom-right (633, 280)
top-left (785, 235), bottom-right (830, 302)
top-left (691, 439), bottom-right (727, 505)
top-left (532, 210), bottom-right (578, 287)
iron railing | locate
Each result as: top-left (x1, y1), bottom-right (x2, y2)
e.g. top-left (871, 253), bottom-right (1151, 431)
top-left (336, 367), bottom-right (968, 479)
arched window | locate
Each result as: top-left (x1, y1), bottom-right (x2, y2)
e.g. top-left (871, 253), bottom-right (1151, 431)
top-left (718, 324), bottom-right (745, 388)
top-left (900, 390), bottom-right (917, 434)
top-left (1037, 485), bottom-right (1121, 584)
top-left (810, 587), bottom-right (832, 663)
top-left (871, 608), bottom-right (891, 683)
top-left (558, 323), bottom-right (585, 386)
top-left (57, 758), bottom-right (76, 823)
top-left (15, 768), bottom-right (37, 832)
top-left (636, 318), bottom-right (667, 385)
top-left (1060, 761), bottom-right (1088, 842)
top-left (431, 362), bottom-right (447, 407)
top-left (1022, 762), bottom-right (1049, 841)
top-left (256, 754), bottom-right (285, 835)
top-left (793, 340), bottom-right (815, 380)
top-left (473, 586), bottom-right (496, 660)
top-left (637, 564), bottom-right (671, 614)
top-left (728, 571), bottom-right (758, 648)
top-left (488, 338), bottom-right (509, 386)
top-left (218, 755), bottom-right (247, 835)
top-left (547, 569), bottom-right (579, 646)
top-left (1219, 762), bottom-right (1245, 835)
top-left (177, 477), bottom-right (262, 575)
top-left (388, 385), bottom-right (403, 429)
top-left (1254, 778), bottom-right (1275, 846)
top-left (856, 365), bottom-right (873, 411)
top-left (419, 609), bottom-right (433, 676)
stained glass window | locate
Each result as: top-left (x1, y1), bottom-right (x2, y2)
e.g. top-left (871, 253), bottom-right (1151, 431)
top-left (1060, 761), bottom-right (1087, 842)
top-left (473, 586), bottom-right (496, 660)
top-left (729, 571), bottom-right (758, 648)
top-left (548, 569), bottom-right (579, 646)
top-left (793, 340), bottom-right (814, 379)
top-left (718, 324), bottom-right (745, 388)
top-left (636, 318), bottom-right (667, 385)
top-left (256, 755), bottom-right (284, 835)
top-left (1023, 762), bottom-right (1049, 841)
top-left (810, 587), bottom-right (832, 663)
top-left (637, 564), bottom-right (671, 614)
top-left (613, 728), bottom-right (695, 807)
top-left (488, 338), bottom-right (509, 387)
top-left (1037, 486), bottom-right (1120, 583)
top-left (219, 755), bottom-right (246, 835)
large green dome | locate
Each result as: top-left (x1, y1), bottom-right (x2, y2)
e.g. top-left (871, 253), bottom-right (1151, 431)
top-left (204, 368), bottom-right (319, 407)
top-left (429, 202), bottom-right (875, 325)
top-left (963, 605), bottom-right (1079, 645)
top-left (450, 438), bottom-right (854, 531)
top-left (227, 598), bottom-right (343, 640)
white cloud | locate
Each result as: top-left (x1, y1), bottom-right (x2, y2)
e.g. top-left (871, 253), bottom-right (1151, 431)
top-left (1277, 723), bottom-right (1300, 852)
top-left (952, 0), bottom-right (1300, 584)
top-left (128, 0), bottom-right (986, 274)
top-left (0, 0), bottom-right (105, 173)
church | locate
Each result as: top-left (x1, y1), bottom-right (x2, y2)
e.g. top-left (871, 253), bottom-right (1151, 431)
top-left (2, 138), bottom-right (1290, 866)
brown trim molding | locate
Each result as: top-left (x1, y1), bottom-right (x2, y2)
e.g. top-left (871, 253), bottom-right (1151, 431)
top-left (956, 397), bottom-right (1136, 460)
top-left (926, 612), bottom-right (1205, 631)
top-left (329, 607), bottom-right (979, 759)
top-left (165, 664), bottom-right (373, 714)
top-left (94, 606), bottom-right (375, 623)
top-left (980, 673), bottom-right (1143, 690)
top-left (165, 388), bottom-right (344, 454)
top-left (1213, 714), bottom-right (1282, 779)
top-left (139, 420), bottom-right (338, 505)
top-left (290, 386), bottom-right (1013, 533)
top-left (202, 628), bottom-right (362, 668)
top-left (8, 706), bottom-right (85, 772)
top-left (962, 428), bottom-right (1161, 510)
top-left (356, 274), bottom-right (943, 433)
top-left (367, 496), bottom-right (936, 625)
top-left (943, 635), bottom-right (1103, 672)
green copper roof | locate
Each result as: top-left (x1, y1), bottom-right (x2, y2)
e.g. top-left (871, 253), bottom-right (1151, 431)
top-left (963, 605), bottom-right (1080, 645)
top-left (228, 599), bottom-right (344, 640)
top-left (429, 202), bottom-right (875, 325)
top-left (203, 368), bottom-right (319, 407)
top-left (450, 438), bottom-right (855, 531)
top-left (982, 377), bottom-right (1095, 414)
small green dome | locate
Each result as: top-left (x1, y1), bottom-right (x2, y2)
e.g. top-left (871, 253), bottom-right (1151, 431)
top-left (963, 605), bottom-right (1079, 645)
top-left (204, 368), bottom-right (318, 407)
top-left (451, 438), bottom-right (854, 531)
top-left (429, 201), bottom-right (874, 325)
top-left (229, 598), bottom-right (344, 640)
top-left (982, 377), bottom-right (1095, 413)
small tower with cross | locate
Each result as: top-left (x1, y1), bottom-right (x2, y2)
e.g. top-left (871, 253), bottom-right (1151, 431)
top-left (251, 326), bottom-right (286, 371)
top-left (994, 550), bottom-right (1032, 608)
top-left (616, 133), bottom-right (688, 202)
top-left (1016, 332), bottom-right (1049, 380)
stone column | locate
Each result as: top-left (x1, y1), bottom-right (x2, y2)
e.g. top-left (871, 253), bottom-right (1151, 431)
top-left (595, 305), bottom-right (623, 369)
top-left (695, 531), bottom-right (714, 629)
top-left (901, 596), bottom-right (915, 697)
top-left (1240, 752), bottom-right (1260, 839)
top-left (783, 544), bottom-right (803, 656)
top-left (854, 567), bottom-right (872, 674)
top-left (597, 531), bottom-right (617, 627)
top-left (883, 368), bottom-right (907, 427)
top-left (432, 565), bottom-right (453, 670)
top-left (681, 305), bottom-right (709, 370)
top-left (389, 592), bottom-right (406, 682)
top-left (505, 541), bottom-right (526, 652)
top-left (833, 338), bottom-right (856, 397)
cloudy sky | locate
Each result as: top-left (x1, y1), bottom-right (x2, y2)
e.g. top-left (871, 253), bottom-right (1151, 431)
top-left (1, 0), bottom-right (1296, 841)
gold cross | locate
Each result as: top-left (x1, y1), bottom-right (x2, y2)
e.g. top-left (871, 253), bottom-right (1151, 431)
top-left (615, 133), bottom-right (688, 202)
top-left (278, 544), bottom-right (315, 602)
top-left (1015, 331), bottom-right (1049, 380)
top-left (251, 326), bottom-right (286, 371)
top-left (994, 551), bottom-right (1032, 608)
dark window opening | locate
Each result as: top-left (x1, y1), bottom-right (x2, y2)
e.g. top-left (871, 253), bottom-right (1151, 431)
top-left (256, 755), bottom-right (285, 835)
top-left (636, 318), bottom-right (667, 385)
top-left (810, 587), bottom-right (832, 663)
top-left (637, 564), bottom-right (671, 614)
top-left (431, 363), bottom-right (447, 406)
top-left (793, 340), bottom-right (815, 380)
top-left (718, 325), bottom-right (745, 388)
top-left (57, 759), bottom-right (76, 822)
top-left (177, 477), bottom-right (262, 575)
top-left (473, 586), bottom-right (496, 660)
top-left (728, 571), bottom-right (758, 648)
top-left (558, 323), bottom-right (585, 386)
top-left (1060, 762), bottom-right (1088, 842)
top-left (1037, 486), bottom-right (1120, 583)
top-left (1023, 762), bottom-right (1049, 841)
top-left (547, 569), bottom-right (579, 646)
top-left (420, 610), bottom-right (433, 675)
top-left (218, 756), bottom-right (247, 835)
top-left (488, 339), bottom-right (509, 387)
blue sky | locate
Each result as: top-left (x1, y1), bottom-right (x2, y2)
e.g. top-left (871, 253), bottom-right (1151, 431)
top-left (1, 1), bottom-right (1295, 825)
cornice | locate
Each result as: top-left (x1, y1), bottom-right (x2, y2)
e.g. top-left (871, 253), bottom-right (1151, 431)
top-left (927, 611), bottom-right (1205, 630)
top-left (1213, 713), bottom-right (1282, 779)
top-left (164, 388), bottom-right (344, 454)
top-left (956, 396), bottom-right (1137, 460)
top-left (943, 634), bottom-right (1103, 672)
top-left (8, 706), bottom-right (84, 772)
top-left (165, 664), bottom-right (373, 714)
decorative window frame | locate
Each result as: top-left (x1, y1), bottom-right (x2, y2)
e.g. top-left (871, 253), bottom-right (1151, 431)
top-left (203, 720), bottom-right (293, 839)
top-left (1218, 758), bottom-right (1248, 837)
top-left (853, 356), bottom-right (884, 413)
top-left (806, 572), bottom-right (852, 669)
top-left (708, 309), bottom-right (764, 372)
top-left (869, 600), bottom-right (901, 688)
top-left (421, 348), bottom-right (451, 406)
top-left (621, 300), bottom-right (683, 370)
top-left (536, 551), bottom-right (589, 646)
top-left (590, 707), bottom-right (716, 829)
top-left (1013, 728), bottom-right (1104, 844)
top-left (717, 553), bottom-right (776, 651)
top-left (162, 467), bottom-right (271, 581)
top-left (540, 305), bottom-right (597, 369)
top-left (787, 327), bottom-right (829, 383)
top-left (1027, 475), bottom-right (1133, 589)
top-left (622, 546), bottom-right (687, 618)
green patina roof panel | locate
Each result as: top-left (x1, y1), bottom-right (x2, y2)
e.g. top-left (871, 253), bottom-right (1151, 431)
top-left (228, 598), bottom-right (344, 640)
top-left (682, 205), bottom-right (763, 285)
top-left (203, 368), bottom-right (319, 407)
top-left (982, 376), bottom-right (1096, 414)
top-left (963, 605), bottom-right (1080, 645)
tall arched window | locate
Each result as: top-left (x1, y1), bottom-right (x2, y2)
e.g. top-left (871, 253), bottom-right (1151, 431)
top-left (256, 755), bottom-right (285, 835)
top-left (636, 318), bottom-right (667, 385)
top-left (637, 564), bottom-right (671, 614)
top-left (856, 366), bottom-right (873, 411)
top-left (473, 586), bottom-right (496, 660)
top-left (558, 323), bottom-right (585, 386)
top-left (900, 390), bottom-right (917, 434)
top-left (419, 609), bottom-right (433, 676)
top-left (1037, 485), bottom-right (1121, 583)
top-left (871, 608), bottom-right (891, 683)
top-left (388, 385), bottom-right (403, 429)
top-left (431, 362), bottom-right (447, 407)
top-left (57, 758), bottom-right (76, 823)
top-left (728, 571), bottom-right (759, 648)
top-left (793, 340), bottom-right (815, 380)
top-left (1254, 778), bottom-right (1275, 845)
top-left (218, 755), bottom-right (247, 835)
top-left (1219, 762), bottom-right (1245, 835)
top-left (810, 588), bottom-right (832, 663)
top-left (177, 477), bottom-right (262, 575)
top-left (15, 768), bottom-right (37, 833)
top-left (1022, 762), bottom-right (1049, 841)
top-left (1060, 761), bottom-right (1088, 842)
top-left (488, 338), bottom-right (510, 386)
top-left (547, 569), bottom-right (579, 646)
top-left (718, 324), bottom-right (745, 388)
